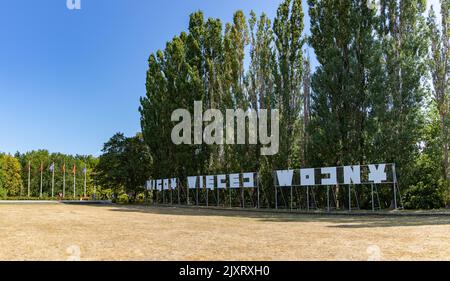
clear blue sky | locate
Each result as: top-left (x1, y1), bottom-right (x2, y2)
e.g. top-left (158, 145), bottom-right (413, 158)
top-left (0, 0), bottom-right (441, 157)
top-left (0, 0), bottom-right (311, 156)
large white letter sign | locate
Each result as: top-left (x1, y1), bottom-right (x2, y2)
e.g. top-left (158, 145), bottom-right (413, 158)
top-left (187, 176), bottom-right (197, 189)
top-left (276, 170), bottom-right (294, 186)
top-left (368, 164), bottom-right (387, 184)
top-left (170, 178), bottom-right (177, 189)
top-left (156, 179), bottom-right (162, 191)
top-left (199, 176), bottom-right (204, 189)
top-left (205, 175), bottom-right (215, 190)
top-left (344, 165), bottom-right (361, 184)
top-left (229, 174), bottom-right (240, 189)
top-left (217, 175), bottom-right (227, 189)
top-left (300, 169), bottom-right (315, 186)
top-left (242, 173), bottom-right (255, 188)
top-left (163, 179), bottom-right (169, 190)
top-left (321, 167), bottom-right (337, 185)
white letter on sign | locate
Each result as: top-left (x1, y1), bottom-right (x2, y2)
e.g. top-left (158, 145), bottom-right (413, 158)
top-left (321, 167), bottom-right (337, 185)
top-left (217, 175), bottom-right (227, 189)
top-left (344, 165), bottom-right (361, 184)
top-left (206, 176), bottom-right (215, 190)
top-left (229, 174), bottom-right (240, 189)
top-left (300, 169), bottom-right (315, 186)
top-left (368, 164), bottom-right (387, 183)
top-left (163, 179), bottom-right (169, 190)
top-left (170, 178), bottom-right (177, 189)
top-left (242, 173), bottom-right (255, 188)
top-left (156, 179), bottom-right (162, 191)
top-left (276, 170), bottom-right (294, 186)
top-left (187, 176), bottom-right (197, 189)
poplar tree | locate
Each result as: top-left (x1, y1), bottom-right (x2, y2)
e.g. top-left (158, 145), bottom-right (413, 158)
top-left (377, 0), bottom-right (429, 187)
top-left (308, 0), bottom-right (382, 167)
top-left (248, 11), bottom-right (277, 206)
top-left (273, 0), bottom-right (304, 169)
top-left (302, 54), bottom-right (311, 167)
top-left (222, 11), bottom-right (250, 173)
top-left (428, 0), bottom-right (449, 181)
top-left (140, 50), bottom-right (169, 179)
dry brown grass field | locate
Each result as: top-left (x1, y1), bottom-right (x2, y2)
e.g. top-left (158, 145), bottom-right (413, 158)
top-left (0, 204), bottom-right (449, 261)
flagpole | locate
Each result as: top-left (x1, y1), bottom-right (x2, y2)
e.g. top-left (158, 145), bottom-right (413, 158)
top-left (73, 166), bottom-right (76, 200)
top-left (63, 163), bottom-right (66, 198)
top-left (40, 162), bottom-right (43, 198)
top-left (27, 161), bottom-right (31, 197)
top-left (83, 165), bottom-right (87, 198)
top-left (51, 162), bottom-right (55, 198)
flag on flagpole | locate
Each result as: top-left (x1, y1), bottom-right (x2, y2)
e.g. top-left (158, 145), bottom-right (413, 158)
top-left (73, 164), bottom-right (77, 199)
top-left (40, 162), bottom-right (43, 198)
top-left (50, 162), bottom-right (55, 198)
top-left (82, 166), bottom-right (87, 174)
top-left (62, 162), bottom-right (66, 198)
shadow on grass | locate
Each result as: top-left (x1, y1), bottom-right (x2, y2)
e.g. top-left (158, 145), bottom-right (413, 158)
top-left (87, 204), bottom-right (450, 229)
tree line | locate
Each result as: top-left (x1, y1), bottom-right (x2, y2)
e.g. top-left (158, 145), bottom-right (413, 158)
top-left (0, 150), bottom-right (98, 199)
top-left (0, 133), bottom-right (151, 202)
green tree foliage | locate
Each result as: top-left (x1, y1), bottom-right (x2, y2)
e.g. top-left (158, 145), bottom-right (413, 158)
top-left (428, 0), bottom-right (449, 184)
top-left (0, 154), bottom-right (23, 196)
top-left (247, 11), bottom-right (277, 206)
top-left (136, 0), bottom-right (446, 209)
top-left (404, 107), bottom-right (448, 209)
top-left (96, 133), bottom-right (152, 200)
top-left (140, 0), bottom-right (305, 208)
top-left (14, 150), bottom-right (97, 199)
top-left (140, 13), bottom-right (206, 181)
top-left (0, 153), bottom-right (4, 194)
top-left (307, 0), bottom-right (441, 208)
top-left (377, 0), bottom-right (429, 189)
top-left (273, 0), bottom-right (304, 169)
top-left (307, 0), bottom-right (385, 207)
top-left (308, 0), bottom-right (384, 167)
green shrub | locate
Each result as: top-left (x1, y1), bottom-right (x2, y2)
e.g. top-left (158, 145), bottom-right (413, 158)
top-left (403, 180), bottom-right (446, 209)
top-left (0, 187), bottom-right (7, 199)
top-left (117, 194), bottom-right (129, 204)
top-left (136, 192), bottom-right (145, 203)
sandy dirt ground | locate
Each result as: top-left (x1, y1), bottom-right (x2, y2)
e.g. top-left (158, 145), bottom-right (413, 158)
top-left (0, 204), bottom-right (449, 261)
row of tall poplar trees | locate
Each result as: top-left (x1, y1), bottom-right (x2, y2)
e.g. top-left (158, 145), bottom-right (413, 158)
top-left (140, 0), bottom-right (450, 209)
